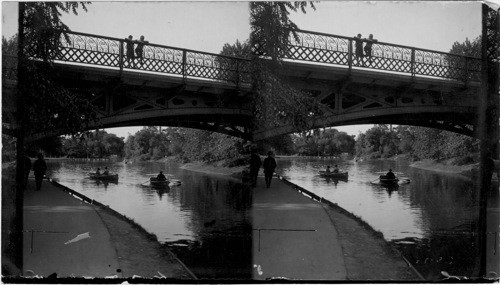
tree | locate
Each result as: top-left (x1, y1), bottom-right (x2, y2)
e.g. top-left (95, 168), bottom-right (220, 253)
top-left (5, 2), bottom-right (95, 139)
top-left (250, 2), bottom-right (316, 61)
top-left (249, 2), bottom-right (322, 134)
top-left (5, 2), bottom-right (91, 275)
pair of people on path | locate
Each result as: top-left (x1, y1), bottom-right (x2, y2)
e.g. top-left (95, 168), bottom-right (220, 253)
top-left (125, 35), bottom-right (149, 66)
top-left (249, 150), bottom-right (277, 188)
top-left (354, 33), bottom-right (378, 65)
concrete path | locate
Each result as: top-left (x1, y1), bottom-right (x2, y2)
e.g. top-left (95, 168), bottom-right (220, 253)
top-left (22, 178), bottom-right (194, 279)
top-left (23, 179), bottom-right (122, 278)
top-left (251, 176), bottom-right (347, 280)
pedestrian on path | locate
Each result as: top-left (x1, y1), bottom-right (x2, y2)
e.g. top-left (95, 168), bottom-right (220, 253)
top-left (249, 149), bottom-right (262, 188)
top-left (33, 153), bottom-right (47, 191)
top-left (263, 151), bottom-right (277, 188)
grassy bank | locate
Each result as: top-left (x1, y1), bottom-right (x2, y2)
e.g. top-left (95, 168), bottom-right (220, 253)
top-left (179, 160), bottom-right (247, 177)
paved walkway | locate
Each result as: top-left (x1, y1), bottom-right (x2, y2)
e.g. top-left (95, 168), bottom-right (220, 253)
top-left (22, 178), bottom-right (192, 279)
top-left (251, 176), bottom-right (347, 280)
top-left (20, 174), bottom-right (419, 280)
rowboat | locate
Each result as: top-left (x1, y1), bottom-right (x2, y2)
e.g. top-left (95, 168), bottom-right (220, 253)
top-left (88, 173), bottom-right (119, 181)
top-left (379, 175), bottom-right (399, 185)
top-left (319, 171), bottom-right (349, 179)
top-left (150, 177), bottom-right (170, 187)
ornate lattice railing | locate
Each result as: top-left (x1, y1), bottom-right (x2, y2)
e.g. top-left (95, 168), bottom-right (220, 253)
top-left (23, 30), bottom-right (252, 86)
top-left (15, 29), bottom-right (481, 83)
top-left (285, 29), bottom-right (481, 82)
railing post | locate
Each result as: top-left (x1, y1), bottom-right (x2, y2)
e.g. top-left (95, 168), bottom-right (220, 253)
top-left (411, 48), bottom-right (415, 77)
top-left (119, 40), bottom-right (124, 74)
top-left (182, 50), bottom-right (187, 81)
top-left (348, 39), bottom-right (353, 73)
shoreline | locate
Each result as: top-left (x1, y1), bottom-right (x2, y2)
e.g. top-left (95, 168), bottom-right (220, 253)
top-left (179, 161), bottom-right (247, 177)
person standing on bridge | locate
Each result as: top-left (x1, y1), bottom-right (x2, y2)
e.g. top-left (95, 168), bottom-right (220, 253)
top-left (125, 35), bottom-right (135, 67)
top-left (354, 34), bottom-right (364, 66)
top-left (249, 149), bottom-right (262, 188)
top-left (33, 153), bottom-right (47, 191)
top-left (364, 34), bottom-right (378, 65)
top-left (135, 35), bottom-right (149, 66)
top-left (263, 151), bottom-right (277, 188)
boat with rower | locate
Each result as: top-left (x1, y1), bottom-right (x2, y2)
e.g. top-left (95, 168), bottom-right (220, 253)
top-left (319, 171), bottom-right (349, 179)
top-left (150, 177), bottom-right (170, 187)
top-left (378, 175), bottom-right (399, 185)
top-left (88, 173), bottom-right (119, 181)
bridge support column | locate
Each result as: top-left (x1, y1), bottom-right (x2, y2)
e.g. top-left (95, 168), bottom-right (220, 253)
top-left (477, 3), bottom-right (499, 278)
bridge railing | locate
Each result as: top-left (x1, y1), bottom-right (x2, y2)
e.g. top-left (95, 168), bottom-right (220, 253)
top-left (285, 29), bottom-right (481, 82)
top-left (22, 30), bottom-right (252, 86)
top-left (9, 29), bottom-right (481, 84)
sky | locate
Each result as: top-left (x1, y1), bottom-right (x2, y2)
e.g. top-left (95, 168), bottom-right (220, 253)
top-left (1, 1), bottom-right (488, 138)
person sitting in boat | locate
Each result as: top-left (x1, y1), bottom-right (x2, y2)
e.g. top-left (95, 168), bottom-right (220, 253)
top-left (103, 167), bottom-right (109, 175)
top-left (96, 168), bottom-right (101, 175)
top-left (385, 169), bottom-right (396, 179)
top-left (325, 166), bottom-right (331, 173)
top-left (333, 165), bottom-right (339, 173)
top-left (156, 171), bottom-right (167, 181)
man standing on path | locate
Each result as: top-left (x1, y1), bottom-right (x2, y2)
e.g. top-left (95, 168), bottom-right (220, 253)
top-left (249, 149), bottom-right (262, 188)
top-left (33, 153), bottom-right (47, 191)
top-left (263, 151), bottom-right (277, 188)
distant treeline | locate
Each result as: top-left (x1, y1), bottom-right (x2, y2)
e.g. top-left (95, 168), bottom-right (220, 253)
top-left (2, 125), bottom-right (480, 166)
top-left (356, 125), bottom-right (479, 164)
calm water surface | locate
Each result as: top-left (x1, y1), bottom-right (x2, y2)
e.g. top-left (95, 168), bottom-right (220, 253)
top-left (46, 157), bottom-right (495, 279)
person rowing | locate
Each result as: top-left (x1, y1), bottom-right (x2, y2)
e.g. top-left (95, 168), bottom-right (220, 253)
top-left (156, 171), bottom-right (167, 181)
top-left (385, 169), bottom-right (396, 179)
top-left (333, 164), bottom-right (340, 173)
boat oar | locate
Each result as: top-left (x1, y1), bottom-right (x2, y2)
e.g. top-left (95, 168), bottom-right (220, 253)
top-left (141, 179), bottom-right (151, 186)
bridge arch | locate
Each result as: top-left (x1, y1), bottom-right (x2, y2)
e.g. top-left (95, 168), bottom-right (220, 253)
top-left (3, 29), bottom-right (483, 143)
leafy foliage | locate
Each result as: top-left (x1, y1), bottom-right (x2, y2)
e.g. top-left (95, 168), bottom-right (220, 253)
top-left (250, 2), bottom-right (315, 61)
top-left (62, 130), bottom-right (124, 158)
top-left (294, 128), bottom-right (355, 156)
top-left (14, 2), bottom-right (94, 139)
top-left (449, 37), bottom-right (481, 58)
top-left (123, 127), bottom-right (246, 163)
top-left (355, 125), bottom-right (479, 162)
top-left (249, 2), bottom-right (322, 133)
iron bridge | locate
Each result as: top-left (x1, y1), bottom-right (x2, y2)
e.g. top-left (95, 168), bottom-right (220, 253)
top-left (2, 29), bottom-right (482, 141)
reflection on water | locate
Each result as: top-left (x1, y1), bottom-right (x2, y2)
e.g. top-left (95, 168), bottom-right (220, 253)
top-left (46, 160), bottom-right (252, 279)
top-left (277, 157), bottom-right (491, 279)
top-left (46, 158), bottom-right (495, 280)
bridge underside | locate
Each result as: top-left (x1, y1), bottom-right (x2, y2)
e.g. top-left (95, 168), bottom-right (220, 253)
top-left (12, 64), bottom-right (255, 142)
top-left (253, 61), bottom-right (480, 140)
top-left (3, 61), bottom-right (481, 143)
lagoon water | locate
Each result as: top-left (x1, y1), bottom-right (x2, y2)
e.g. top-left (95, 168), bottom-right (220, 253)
top-left (46, 157), bottom-right (496, 279)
